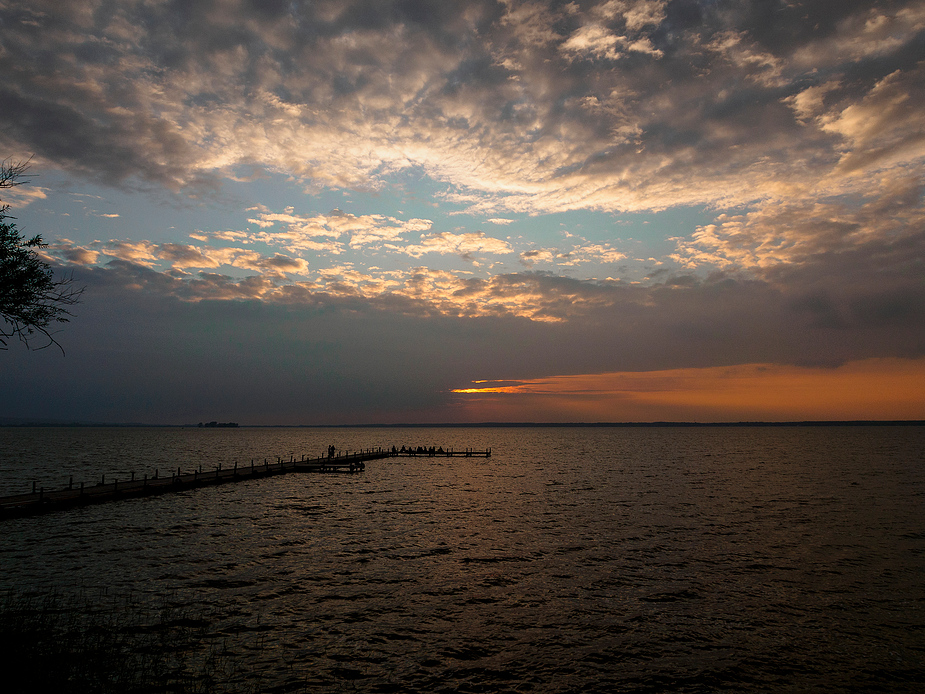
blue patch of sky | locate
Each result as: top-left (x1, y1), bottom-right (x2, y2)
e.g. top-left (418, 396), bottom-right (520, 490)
top-left (19, 166), bottom-right (723, 283)
top-left (19, 171), bottom-right (245, 247)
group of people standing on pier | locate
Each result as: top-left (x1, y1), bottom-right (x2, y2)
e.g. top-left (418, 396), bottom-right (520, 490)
top-left (391, 444), bottom-right (446, 456)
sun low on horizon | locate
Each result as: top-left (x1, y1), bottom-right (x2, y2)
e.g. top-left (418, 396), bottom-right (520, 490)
top-left (1, 0), bottom-right (924, 425)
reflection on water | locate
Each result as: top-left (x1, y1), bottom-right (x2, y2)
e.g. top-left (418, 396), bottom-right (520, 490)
top-left (2, 426), bottom-right (924, 691)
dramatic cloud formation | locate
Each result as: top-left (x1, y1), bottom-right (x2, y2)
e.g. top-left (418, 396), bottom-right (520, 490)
top-left (1, 0), bottom-right (923, 423)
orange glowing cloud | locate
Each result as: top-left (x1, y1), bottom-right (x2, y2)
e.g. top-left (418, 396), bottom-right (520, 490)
top-left (451, 358), bottom-right (925, 422)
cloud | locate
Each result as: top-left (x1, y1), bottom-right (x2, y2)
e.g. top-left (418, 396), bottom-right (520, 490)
top-left (575, 243), bottom-right (627, 264)
top-left (561, 24), bottom-right (626, 61)
top-left (2, 0), bottom-right (922, 221)
top-left (97, 240), bottom-right (161, 266)
top-left (157, 243), bottom-right (223, 269)
top-left (561, 22), bottom-right (663, 62)
top-left (400, 231), bottom-right (513, 258)
top-left (498, 1), bottom-right (563, 48)
top-left (672, 174), bottom-right (925, 270)
top-left (242, 207), bottom-right (432, 251)
top-left (519, 249), bottom-right (557, 267)
top-left (0, 183), bottom-right (48, 207)
top-left (518, 241), bottom-right (624, 268)
top-left (189, 230), bottom-right (252, 243)
top-left (790, 4), bottom-right (925, 67)
top-left (51, 238), bottom-right (311, 278)
top-left (818, 63), bottom-right (925, 175)
top-left (50, 239), bottom-right (100, 265)
top-left (602, 0), bottom-right (667, 32)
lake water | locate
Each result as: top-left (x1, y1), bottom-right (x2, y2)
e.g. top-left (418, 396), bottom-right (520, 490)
top-left (1, 425), bottom-right (924, 692)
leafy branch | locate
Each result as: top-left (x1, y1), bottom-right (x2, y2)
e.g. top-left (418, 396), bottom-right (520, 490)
top-left (0, 158), bottom-right (84, 353)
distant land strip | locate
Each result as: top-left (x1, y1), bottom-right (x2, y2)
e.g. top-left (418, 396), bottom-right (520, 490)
top-left (1, 419), bottom-right (923, 428)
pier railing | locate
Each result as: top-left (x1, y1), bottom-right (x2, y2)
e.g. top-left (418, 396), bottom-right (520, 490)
top-left (0, 446), bottom-right (492, 520)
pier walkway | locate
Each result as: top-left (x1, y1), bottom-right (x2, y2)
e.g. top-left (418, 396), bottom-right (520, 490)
top-left (389, 447), bottom-right (491, 457)
top-left (0, 447), bottom-right (491, 520)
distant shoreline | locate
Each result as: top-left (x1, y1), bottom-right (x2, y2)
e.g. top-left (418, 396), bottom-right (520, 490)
top-left (2, 420), bottom-right (923, 428)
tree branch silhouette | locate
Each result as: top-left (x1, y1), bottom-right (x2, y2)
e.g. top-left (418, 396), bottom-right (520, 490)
top-left (1, 158), bottom-right (84, 354)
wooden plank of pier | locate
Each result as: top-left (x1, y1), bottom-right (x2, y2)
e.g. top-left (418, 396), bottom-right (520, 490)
top-left (0, 447), bottom-right (492, 520)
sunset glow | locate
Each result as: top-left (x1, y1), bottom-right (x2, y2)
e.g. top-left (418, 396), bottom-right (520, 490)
top-left (452, 359), bottom-right (925, 422)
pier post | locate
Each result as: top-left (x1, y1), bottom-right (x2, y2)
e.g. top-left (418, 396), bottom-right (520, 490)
top-left (69, 476), bottom-right (73, 490)
top-left (80, 481), bottom-right (84, 497)
top-left (39, 487), bottom-right (44, 502)
top-left (131, 471), bottom-right (135, 481)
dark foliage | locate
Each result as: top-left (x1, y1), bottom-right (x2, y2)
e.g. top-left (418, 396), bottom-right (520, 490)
top-left (0, 158), bottom-right (83, 353)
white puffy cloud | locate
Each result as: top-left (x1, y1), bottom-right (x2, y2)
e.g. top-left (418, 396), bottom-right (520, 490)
top-left (400, 231), bottom-right (513, 259)
top-left (242, 207), bottom-right (433, 251)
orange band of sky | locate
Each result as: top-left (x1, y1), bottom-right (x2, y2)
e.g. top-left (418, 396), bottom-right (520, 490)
top-left (451, 358), bottom-right (925, 422)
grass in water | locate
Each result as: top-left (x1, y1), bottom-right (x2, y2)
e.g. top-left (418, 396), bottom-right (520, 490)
top-left (0, 588), bottom-right (243, 694)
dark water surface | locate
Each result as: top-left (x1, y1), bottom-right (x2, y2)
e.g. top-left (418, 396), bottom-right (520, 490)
top-left (2, 426), bottom-right (924, 692)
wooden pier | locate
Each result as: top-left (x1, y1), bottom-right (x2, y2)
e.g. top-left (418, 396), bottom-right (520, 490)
top-left (0, 447), bottom-right (491, 520)
top-left (390, 447), bottom-right (491, 457)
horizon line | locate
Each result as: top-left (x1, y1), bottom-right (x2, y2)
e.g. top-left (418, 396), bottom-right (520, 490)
top-left (2, 420), bottom-right (924, 428)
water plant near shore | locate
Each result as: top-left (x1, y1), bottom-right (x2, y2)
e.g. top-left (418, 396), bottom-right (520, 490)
top-left (0, 588), bottom-right (246, 694)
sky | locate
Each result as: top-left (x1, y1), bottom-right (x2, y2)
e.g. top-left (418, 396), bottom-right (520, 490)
top-left (1, 0), bottom-right (924, 425)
